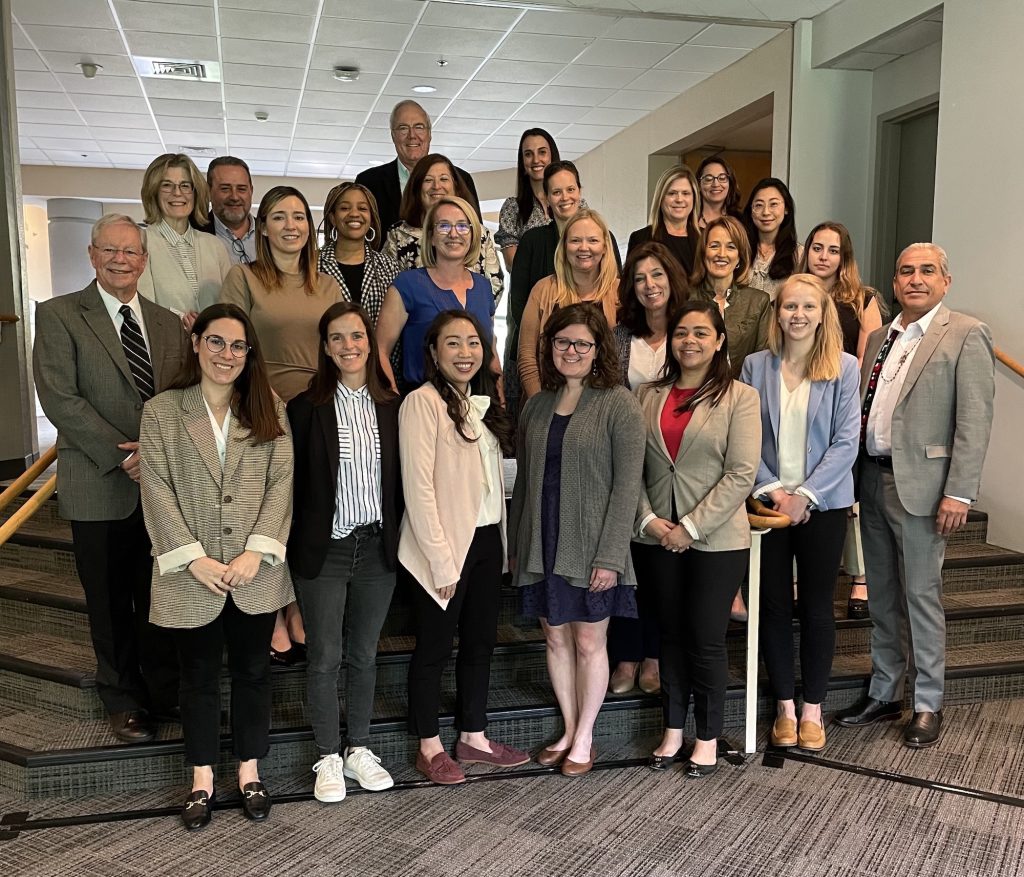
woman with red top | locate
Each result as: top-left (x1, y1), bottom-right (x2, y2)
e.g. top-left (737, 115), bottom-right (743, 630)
top-left (633, 301), bottom-right (760, 777)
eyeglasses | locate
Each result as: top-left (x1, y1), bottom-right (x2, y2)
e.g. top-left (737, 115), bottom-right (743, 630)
top-left (393, 123), bottom-right (429, 136)
top-left (160, 180), bottom-right (195, 194)
top-left (435, 220), bottom-right (472, 236)
top-left (700, 173), bottom-right (729, 186)
top-left (231, 238), bottom-right (251, 264)
top-left (97, 246), bottom-right (144, 260)
top-left (552, 337), bottom-right (595, 354)
top-left (202, 335), bottom-right (250, 358)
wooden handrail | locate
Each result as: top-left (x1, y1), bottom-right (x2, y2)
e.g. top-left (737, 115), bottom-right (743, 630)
top-left (995, 346), bottom-right (1024, 381)
top-left (0, 474), bottom-right (56, 548)
top-left (0, 446), bottom-right (57, 515)
top-left (0, 313), bottom-right (19, 324)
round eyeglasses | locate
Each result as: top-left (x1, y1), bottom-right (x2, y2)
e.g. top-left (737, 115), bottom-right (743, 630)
top-left (552, 337), bottom-right (595, 354)
top-left (202, 335), bottom-right (250, 358)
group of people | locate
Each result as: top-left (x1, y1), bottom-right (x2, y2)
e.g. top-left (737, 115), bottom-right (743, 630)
top-left (31, 97), bottom-right (995, 833)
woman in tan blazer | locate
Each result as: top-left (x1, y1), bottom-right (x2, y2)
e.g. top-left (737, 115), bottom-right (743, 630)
top-left (398, 309), bottom-right (529, 785)
top-left (634, 300), bottom-right (760, 778)
top-left (140, 303), bottom-right (294, 831)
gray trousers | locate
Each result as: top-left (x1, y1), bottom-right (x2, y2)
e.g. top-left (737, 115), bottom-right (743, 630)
top-left (293, 530), bottom-right (396, 754)
top-left (860, 461), bottom-right (948, 712)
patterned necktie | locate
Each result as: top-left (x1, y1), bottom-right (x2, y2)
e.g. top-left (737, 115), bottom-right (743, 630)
top-left (860, 327), bottom-right (899, 446)
top-left (119, 305), bottom-right (155, 401)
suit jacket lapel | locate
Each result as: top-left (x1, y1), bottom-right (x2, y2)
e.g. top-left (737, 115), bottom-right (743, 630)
top-left (138, 294), bottom-right (178, 388)
top-left (897, 305), bottom-right (950, 408)
top-left (182, 385), bottom-right (223, 486)
top-left (806, 380), bottom-right (826, 429)
top-left (79, 282), bottom-right (138, 394)
top-left (766, 355), bottom-right (781, 443)
top-left (676, 396), bottom-right (712, 463)
top-left (318, 398), bottom-right (341, 489)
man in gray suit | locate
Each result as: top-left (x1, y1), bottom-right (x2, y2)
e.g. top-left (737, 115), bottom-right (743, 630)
top-left (33, 214), bottom-right (188, 743)
top-left (835, 243), bottom-right (995, 748)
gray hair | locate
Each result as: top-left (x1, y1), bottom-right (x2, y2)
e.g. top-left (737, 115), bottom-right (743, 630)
top-left (389, 99), bottom-right (431, 131)
top-left (897, 242), bottom-right (949, 276)
top-left (91, 214), bottom-right (147, 253)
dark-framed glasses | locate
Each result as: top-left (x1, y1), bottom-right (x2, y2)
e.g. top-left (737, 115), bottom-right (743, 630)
top-left (231, 237), bottom-right (251, 264)
top-left (202, 335), bottom-right (250, 358)
top-left (700, 173), bottom-right (729, 186)
top-left (435, 220), bottom-right (472, 236)
top-left (552, 337), bottom-right (595, 354)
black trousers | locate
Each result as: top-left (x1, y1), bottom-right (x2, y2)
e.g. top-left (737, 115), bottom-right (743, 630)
top-left (170, 595), bottom-right (277, 766)
top-left (607, 542), bottom-right (662, 663)
top-left (760, 508), bottom-right (848, 704)
top-left (640, 542), bottom-right (748, 739)
top-left (407, 525), bottom-right (503, 738)
top-left (70, 504), bottom-right (178, 714)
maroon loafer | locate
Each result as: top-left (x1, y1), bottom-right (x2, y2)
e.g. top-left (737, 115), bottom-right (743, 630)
top-left (415, 751), bottom-right (466, 785)
top-left (455, 739), bottom-right (530, 767)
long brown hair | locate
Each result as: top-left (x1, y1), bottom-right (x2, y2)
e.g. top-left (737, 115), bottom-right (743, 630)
top-left (767, 275), bottom-right (843, 382)
top-left (798, 221), bottom-right (881, 319)
top-left (697, 155), bottom-right (742, 217)
top-left (616, 241), bottom-right (690, 337)
top-left (423, 310), bottom-right (514, 455)
top-left (398, 153), bottom-right (476, 228)
top-left (652, 301), bottom-right (732, 411)
top-left (306, 302), bottom-right (397, 405)
top-left (742, 177), bottom-right (798, 280)
top-left (539, 303), bottom-right (620, 392)
top-left (251, 185), bottom-right (320, 293)
top-left (169, 303), bottom-right (283, 443)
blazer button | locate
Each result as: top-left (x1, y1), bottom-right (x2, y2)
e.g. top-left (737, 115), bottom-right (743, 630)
top-left (223, 526), bottom-right (232, 535)
top-left (669, 465), bottom-right (675, 472)
top-left (223, 496), bottom-right (232, 503)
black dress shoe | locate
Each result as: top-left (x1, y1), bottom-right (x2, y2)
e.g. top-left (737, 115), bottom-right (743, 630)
top-left (241, 781), bottom-right (272, 821)
top-left (269, 645), bottom-right (305, 666)
top-left (109, 710), bottom-right (156, 743)
top-left (904, 710), bottom-right (943, 749)
top-left (685, 759), bottom-right (719, 779)
top-left (847, 597), bottom-right (870, 620)
top-left (833, 696), bottom-right (902, 728)
top-left (181, 789), bottom-right (213, 831)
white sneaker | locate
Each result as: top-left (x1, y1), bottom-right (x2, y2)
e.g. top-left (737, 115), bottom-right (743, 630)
top-left (343, 746), bottom-right (394, 791)
top-left (312, 753), bottom-right (347, 803)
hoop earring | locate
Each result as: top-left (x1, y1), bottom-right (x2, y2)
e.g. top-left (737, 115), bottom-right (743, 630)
top-left (328, 227), bottom-right (338, 244)
top-left (364, 226), bottom-right (376, 243)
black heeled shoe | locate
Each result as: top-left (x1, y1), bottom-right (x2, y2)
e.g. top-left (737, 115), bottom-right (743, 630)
top-left (181, 788), bottom-right (214, 831)
top-left (647, 738), bottom-right (693, 771)
top-left (847, 597), bottom-right (870, 620)
top-left (269, 644), bottom-right (305, 666)
top-left (685, 759), bottom-right (719, 779)
top-left (241, 781), bottom-right (272, 821)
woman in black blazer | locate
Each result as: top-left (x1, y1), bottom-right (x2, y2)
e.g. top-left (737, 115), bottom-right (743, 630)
top-left (287, 301), bottom-right (402, 804)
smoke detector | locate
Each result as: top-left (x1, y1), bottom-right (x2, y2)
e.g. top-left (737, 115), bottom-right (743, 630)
top-left (77, 62), bottom-right (102, 79)
top-left (255, 111), bottom-right (269, 122)
top-left (333, 66), bottom-right (360, 82)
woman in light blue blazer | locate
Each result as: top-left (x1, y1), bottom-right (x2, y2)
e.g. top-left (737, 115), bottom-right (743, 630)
top-left (740, 274), bottom-right (860, 753)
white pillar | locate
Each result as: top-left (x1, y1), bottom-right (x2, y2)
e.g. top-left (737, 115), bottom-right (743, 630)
top-left (47, 197), bottom-right (103, 296)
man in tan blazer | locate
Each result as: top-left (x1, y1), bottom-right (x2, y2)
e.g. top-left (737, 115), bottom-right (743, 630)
top-left (835, 243), bottom-right (995, 748)
top-left (33, 214), bottom-right (188, 743)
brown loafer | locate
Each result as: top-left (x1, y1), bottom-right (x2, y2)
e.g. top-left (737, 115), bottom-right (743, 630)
top-left (415, 751), bottom-right (465, 785)
top-left (798, 720), bottom-right (826, 751)
top-left (770, 716), bottom-right (798, 748)
top-left (561, 746), bottom-right (596, 777)
top-left (109, 710), bottom-right (155, 743)
top-left (455, 739), bottom-right (530, 767)
top-left (536, 746), bottom-right (570, 767)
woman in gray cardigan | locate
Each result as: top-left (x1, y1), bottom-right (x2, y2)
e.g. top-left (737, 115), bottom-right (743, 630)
top-left (509, 303), bottom-right (645, 777)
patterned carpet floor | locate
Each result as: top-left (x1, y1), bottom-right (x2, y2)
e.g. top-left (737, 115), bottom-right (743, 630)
top-left (1, 701), bottom-right (1023, 877)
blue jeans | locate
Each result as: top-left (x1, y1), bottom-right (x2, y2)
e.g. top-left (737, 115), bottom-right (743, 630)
top-left (293, 528), bottom-right (396, 754)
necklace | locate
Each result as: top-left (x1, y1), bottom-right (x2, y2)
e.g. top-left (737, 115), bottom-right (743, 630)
top-left (879, 336), bottom-right (921, 383)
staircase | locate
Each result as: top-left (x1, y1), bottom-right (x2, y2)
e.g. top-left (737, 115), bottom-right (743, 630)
top-left (1, 494), bottom-right (1023, 799)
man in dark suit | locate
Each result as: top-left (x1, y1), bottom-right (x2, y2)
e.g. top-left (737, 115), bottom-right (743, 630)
top-left (355, 99), bottom-right (479, 232)
top-left (33, 214), bottom-right (189, 743)
top-left (835, 243), bottom-right (995, 748)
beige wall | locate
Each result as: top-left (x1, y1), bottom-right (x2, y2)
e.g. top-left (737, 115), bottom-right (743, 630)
top-left (22, 204), bottom-right (52, 302)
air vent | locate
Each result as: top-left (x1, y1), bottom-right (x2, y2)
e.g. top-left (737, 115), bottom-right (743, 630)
top-left (178, 145), bottom-right (217, 157)
top-left (132, 56), bottom-right (222, 82)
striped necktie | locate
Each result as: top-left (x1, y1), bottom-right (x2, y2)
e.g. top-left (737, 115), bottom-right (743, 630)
top-left (860, 327), bottom-right (899, 446)
top-left (118, 305), bottom-right (155, 401)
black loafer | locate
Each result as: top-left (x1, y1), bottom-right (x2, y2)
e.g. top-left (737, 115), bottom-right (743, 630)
top-left (904, 710), bottom-right (943, 749)
top-left (241, 781), bottom-right (272, 821)
top-left (833, 696), bottom-right (902, 727)
top-left (847, 597), bottom-right (870, 620)
top-left (685, 759), bottom-right (719, 779)
top-left (181, 789), bottom-right (213, 831)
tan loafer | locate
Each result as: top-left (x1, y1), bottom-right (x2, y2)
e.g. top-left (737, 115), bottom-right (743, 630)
top-left (608, 663), bottom-right (638, 695)
top-left (798, 720), bottom-right (826, 751)
top-left (770, 716), bottom-right (798, 747)
top-left (561, 746), bottom-right (597, 777)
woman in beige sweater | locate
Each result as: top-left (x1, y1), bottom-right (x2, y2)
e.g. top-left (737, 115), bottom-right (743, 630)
top-left (517, 208), bottom-right (619, 399)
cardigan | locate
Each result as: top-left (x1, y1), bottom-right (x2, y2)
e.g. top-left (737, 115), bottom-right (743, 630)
top-left (634, 381), bottom-right (760, 552)
top-left (397, 383), bottom-right (507, 609)
top-left (138, 222), bottom-right (232, 316)
top-left (140, 385), bottom-right (295, 629)
top-left (509, 385), bottom-right (645, 589)
top-left (316, 243), bottom-right (401, 327)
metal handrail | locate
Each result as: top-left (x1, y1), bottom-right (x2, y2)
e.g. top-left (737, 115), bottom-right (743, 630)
top-left (995, 346), bottom-right (1024, 381)
top-left (0, 446), bottom-right (56, 515)
top-left (0, 447), bottom-right (57, 549)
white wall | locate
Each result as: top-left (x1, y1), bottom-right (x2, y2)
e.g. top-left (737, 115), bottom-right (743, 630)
top-left (22, 203), bottom-right (51, 302)
top-left (931, 0), bottom-right (1024, 551)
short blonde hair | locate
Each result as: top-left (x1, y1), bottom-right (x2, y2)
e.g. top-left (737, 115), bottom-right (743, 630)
top-left (768, 274), bottom-right (843, 382)
top-left (552, 208), bottom-right (619, 307)
top-left (420, 196), bottom-right (481, 269)
top-left (140, 153), bottom-right (210, 227)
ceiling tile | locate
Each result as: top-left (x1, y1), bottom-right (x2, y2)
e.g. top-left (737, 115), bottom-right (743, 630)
top-left (41, 51), bottom-right (136, 77)
top-left (292, 135), bottom-right (357, 151)
top-left (321, 0), bottom-right (421, 24)
top-left (303, 69), bottom-right (388, 95)
top-left (125, 32), bottom-right (218, 59)
top-left (575, 39), bottom-right (678, 68)
top-left (516, 10), bottom-right (613, 38)
top-left (604, 19), bottom-right (706, 43)
top-left (301, 91), bottom-right (376, 112)
top-left (19, 122), bottom-right (90, 138)
top-left (69, 93), bottom-right (150, 113)
top-left (163, 134), bottom-right (226, 152)
top-left (577, 106), bottom-right (647, 126)
top-left (406, 26), bottom-right (505, 58)
top-left (221, 39), bottom-right (310, 68)
top-left (222, 63), bottom-right (306, 89)
top-left (475, 58), bottom-right (564, 86)
top-left (17, 90), bottom-right (74, 110)
top-left (534, 84), bottom-right (616, 106)
top-left (104, 154), bottom-right (154, 167)
top-left (31, 135), bottom-right (101, 149)
top-left (20, 148), bottom-right (51, 163)
top-left (393, 52), bottom-right (483, 81)
top-left (552, 64), bottom-right (638, 89)
top-left (152, 96), bottom-right (224, 117)
top-left (428, 131), bottom-right (489, 148)
top-left (12, 27), bottom-right (30, 50)
top-left (688, 24), bottom-right (783, 49)
top-left (43, 150), bottom-right (112, 165)
top-left (227, 120), bottom-right (295, 138)
top-left (114, 1), bottom-right (215, 34)
top-left (429, 145), bottom-right (474, 159)
top-left (309, 45), bottom-right (398, 75)
top-left (511, 103), bottom-right (587, 124)
top-left (458, 80), bottom-right (540, 103)
top-left (97, 138), bottom-right (163, 154)
top-left (601, 88), bottom-right (675, 110)
top-left (624, 69), bottom-right (708, 90)
top-left (298, 106), bottom-right (372, 127)
top-left (289, 150), bottom-right (347, 163)
top-left (285, 162), bottom-right (341, 178)
top-left (57, 72), bottom-right (143, 95)
top-left (692, 0), bottom-right (766, 17)
top-left (494, 33), bottom-right (592, 64)
top-left (478, 134), bottom-right (523, 151)
top-left (13, 0), bottom-right (115, 28)
top-left (559, 122), bottom-right (624, 140)
top-left (14, 49), bottom-right (47, 72)
top-left (317, 17), bottom-right (412, 50)
top-left (460, 147), bottom-right (509, 162)
top-left (14, 70), bottom-right (61, 91)
top-left (80, 111), bottom-right (156, 129)
top-left (383, 76), bottom-right (463, 100)
top-left (225, 84), bottom-right (301, 107)
top-left (434, 116), bottom-right (499, 136)
top-left (656, 44), bottom-right (749, 72)
top-left (420, 3), bottom-right (521, 31)
top-left (156, 115), bottom-right (225, 132)
top-left (90, 127), bottom-right (161, 143)
top-left (143, 78), bottom-right (222, 101)
top-left (21, 24), bottom-right (124, 54)
top-left (218, 9), bottom-right (315, 44)
top-left (748, 0), bottom-right (823, 19)
top-left (447, 99), bottom-right (521, 120)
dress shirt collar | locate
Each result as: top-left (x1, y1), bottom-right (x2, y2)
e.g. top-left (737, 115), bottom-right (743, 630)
top-left (96, 282), bottom-right (142, 323)
top-left (891, 300), bottom-right (943, 340)
top-left (155, 219), bottom-right (195, 247)
top-left (336, 381), bottom-right (371, 401)
top-left (213, 212), bottom-right (255, 242)
top-left (397, 160), bottom-right (411, 193)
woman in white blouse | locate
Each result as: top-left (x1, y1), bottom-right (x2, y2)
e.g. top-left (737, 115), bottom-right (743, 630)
top-left (137, 153), bottom-right (231, 331)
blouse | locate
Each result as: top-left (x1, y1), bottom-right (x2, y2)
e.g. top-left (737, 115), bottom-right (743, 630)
top-left (660, 386), bottom-right (697, 460)
top-left (777, 374), bottom-right (810, 490)
top-left (629, 336), bottom-right (666, 390)
top-left (496, 197), bottom-right (549, 250)
top-left (316, 244), bottom-right (401, 327)
top-left (749, 243), bottom-right (805, 301)
top-left (626, 225), bottom-right (697, 275)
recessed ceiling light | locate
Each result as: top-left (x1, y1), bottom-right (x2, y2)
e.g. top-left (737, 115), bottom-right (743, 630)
top-left (411, 84), bottom-right (436, 94)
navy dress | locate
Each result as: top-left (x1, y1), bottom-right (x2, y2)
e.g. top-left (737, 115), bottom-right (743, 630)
top-left (521, 413), bottom-right (638, 624)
